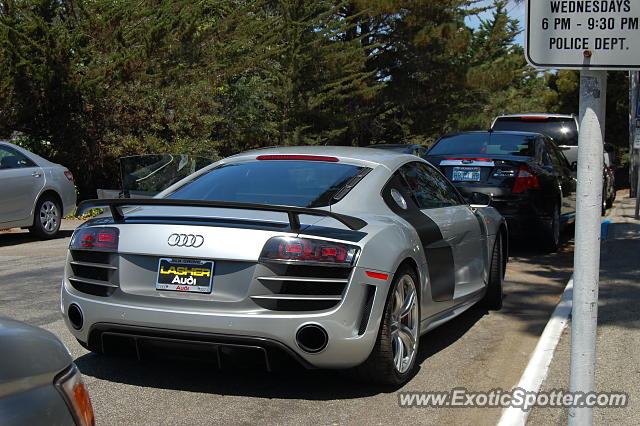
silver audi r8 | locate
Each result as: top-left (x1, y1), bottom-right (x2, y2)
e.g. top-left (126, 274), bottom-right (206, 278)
top-left (62, 147), bottom-right (507, 385)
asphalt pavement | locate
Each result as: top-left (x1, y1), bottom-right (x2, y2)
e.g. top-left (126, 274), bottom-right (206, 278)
top-left (0, 216), bottom-right (576, 425)
top-left (528, 192), bottom-right (640, 425)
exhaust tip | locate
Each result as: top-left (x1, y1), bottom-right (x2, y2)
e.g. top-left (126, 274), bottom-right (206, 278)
top-left (296, 324), bottom-right (328, 353)
top-left (68, 304), bottom-right (84, 330)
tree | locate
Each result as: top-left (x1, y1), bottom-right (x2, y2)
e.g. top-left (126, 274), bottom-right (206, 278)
top-left (454, 0), bottom-right (551, 130)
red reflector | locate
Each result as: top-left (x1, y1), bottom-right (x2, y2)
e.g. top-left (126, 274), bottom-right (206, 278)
top-left (64, 171), bottom-right (74, 181)
top-left (256, 155), bottom-right (339, 162)
top-left (365, 271), bottom-right (388, 280)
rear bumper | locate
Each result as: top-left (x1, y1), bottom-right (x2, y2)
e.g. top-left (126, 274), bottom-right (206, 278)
top-left (86, 323), bottom-right (314, 370)
top-left (60, 268), bottom-right (389, 369)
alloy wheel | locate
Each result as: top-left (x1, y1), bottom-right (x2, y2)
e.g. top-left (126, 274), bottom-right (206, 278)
top-left (39, 200), bottom-right (59, 233)
top-left (390, 274), bottom-right (419, 374)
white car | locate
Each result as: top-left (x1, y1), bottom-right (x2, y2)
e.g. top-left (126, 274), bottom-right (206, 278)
top-left (0, 141), bottom-right (76, 238)
top-left (64, 147), bottom-right (506, 385)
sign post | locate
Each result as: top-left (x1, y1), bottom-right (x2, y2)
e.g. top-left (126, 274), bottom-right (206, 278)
top-left (526, 1), bottom-right (640, 424)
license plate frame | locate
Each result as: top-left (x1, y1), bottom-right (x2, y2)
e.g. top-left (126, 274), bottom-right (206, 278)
top-left (156, 257), bottom-right (214, 293)
top-left (452, 167), bottom-right (481, 182)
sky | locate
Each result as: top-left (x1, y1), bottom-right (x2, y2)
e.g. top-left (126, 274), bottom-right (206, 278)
top-left (465, 0), bottom-right (526, 46)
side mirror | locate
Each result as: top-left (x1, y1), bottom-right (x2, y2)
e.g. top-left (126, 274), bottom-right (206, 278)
top-left (469, 192), bottom-right (492, 208)
top-left (570, 161), bottom-right (578, 172)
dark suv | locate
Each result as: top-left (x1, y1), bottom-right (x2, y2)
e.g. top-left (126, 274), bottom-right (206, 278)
top-left (491, 114), bottom-right (579, 165)
top-left (491, 113), bottom-right (616, 214)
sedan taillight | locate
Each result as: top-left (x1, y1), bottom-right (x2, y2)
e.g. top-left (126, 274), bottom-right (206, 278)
top-left (70, 227), bottom-right (119, 251)
top-left (260, 236), bottom-right (359, 266)
top-left (512, 166), bottom-right (541, 194)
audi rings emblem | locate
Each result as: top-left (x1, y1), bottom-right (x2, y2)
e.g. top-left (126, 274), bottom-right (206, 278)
top-left (167, 233), bottom-right (205, 248)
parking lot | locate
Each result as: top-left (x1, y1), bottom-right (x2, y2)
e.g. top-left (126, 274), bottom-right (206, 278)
top-left (0, 220), bottom-right (576, 425)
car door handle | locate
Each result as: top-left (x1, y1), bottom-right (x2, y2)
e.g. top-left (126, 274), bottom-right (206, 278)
top-left (32, 171), bottom-right (41, 178)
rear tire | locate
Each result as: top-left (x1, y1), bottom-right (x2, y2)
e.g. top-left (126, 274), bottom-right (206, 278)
top-left (606, 191), bottom-right (615, 209)
top-left (354, 265), bottom-right (420, 386)
top-left (29, 195), bottom-right (61, 239)
top-left (541, 204), bottom-right (560, 252)
top-left (480, 234), bottom-right (504, 310)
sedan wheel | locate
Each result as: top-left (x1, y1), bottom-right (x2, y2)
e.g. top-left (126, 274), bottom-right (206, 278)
top-left (40, 201), bottom-right (59, 233)
top-left (29, 196), bottom-right (61, 239)
top-left (541, 204), bottom-right (560, 252)
top-left (354, 265), bottom-right (420, 385)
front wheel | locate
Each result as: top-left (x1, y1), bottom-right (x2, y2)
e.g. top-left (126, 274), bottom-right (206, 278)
top-left (354, 265), bottom-right (420, 386)
top-left (29, 195), bottom-right (61, 239)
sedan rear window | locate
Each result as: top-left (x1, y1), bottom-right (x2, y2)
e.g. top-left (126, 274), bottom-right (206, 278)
top-left (428, 133), bottom-right (536, 157)
top-left (167, 160), bottom-right (367, 208)
top-left (492, 117), bottom-right (578, 146)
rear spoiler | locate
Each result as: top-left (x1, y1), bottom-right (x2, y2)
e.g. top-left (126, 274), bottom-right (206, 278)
top-left (76, 198), bottom-right (367, 231)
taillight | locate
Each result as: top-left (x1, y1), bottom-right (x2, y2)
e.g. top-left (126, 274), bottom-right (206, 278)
top-left (54, 364), bottom-right (95, 426)
top-left (64, 170), bottom-right (74, 181)
top-left (512, 166), bottom-right (541, 193)
top-left (70, 227), bottom-right (119, 251)
top-left (260, 236), bottom-right (359, 266)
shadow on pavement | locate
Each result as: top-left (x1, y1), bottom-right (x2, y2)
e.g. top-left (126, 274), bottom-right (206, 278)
top-left (597, 222), bottom-right (640, 328)
top-left (0, 230), bottom-right (73, 247)
top-left (497, 230), bottom-right (574, 337)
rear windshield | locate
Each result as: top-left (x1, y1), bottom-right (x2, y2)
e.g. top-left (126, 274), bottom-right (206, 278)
top-left (492, 117), bottom-right (578, 146)
top-left (428, 133), bottom-right (537, 157)
top-left (167, 160), bottom-right (365, 208)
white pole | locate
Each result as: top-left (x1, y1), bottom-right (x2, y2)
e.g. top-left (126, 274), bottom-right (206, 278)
top-left (631, 71), bottom-right (639, 199)
top-left (568, 70), bottom-right (607, 426)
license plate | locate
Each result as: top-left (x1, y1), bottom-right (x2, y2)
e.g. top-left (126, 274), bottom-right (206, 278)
top-left (156, 258), bottom-right (214, 293)
top-left (452, 167), bottom-right (481, 182)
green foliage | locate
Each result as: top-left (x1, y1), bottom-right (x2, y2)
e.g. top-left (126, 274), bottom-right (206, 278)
top-left (0, 0), bottom-right (630, 197)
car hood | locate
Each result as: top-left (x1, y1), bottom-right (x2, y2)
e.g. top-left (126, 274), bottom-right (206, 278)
top-left (0, 317), bottom-right (72, 386)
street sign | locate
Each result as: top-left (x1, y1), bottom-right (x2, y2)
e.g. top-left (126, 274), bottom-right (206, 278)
top-left (526, 0), bottom-right (640, 69)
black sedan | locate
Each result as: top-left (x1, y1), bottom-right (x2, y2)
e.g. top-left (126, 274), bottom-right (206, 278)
top-left (425, 131), bottom-right (576, 251)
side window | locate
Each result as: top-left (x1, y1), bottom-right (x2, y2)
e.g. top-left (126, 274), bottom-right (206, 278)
top-left (540, 139), bottom-right (552, 166)
top-left (399, 162), bottom-right (462, 209)
top-left (0, 146), bottom-right (36, 169)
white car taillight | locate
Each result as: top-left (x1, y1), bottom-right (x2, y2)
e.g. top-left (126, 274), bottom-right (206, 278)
top-left (70, 227), bottom-right (119, 251)
top-left (259, 236), bottom-right (359, 266)
top-left (64, 170), bottom-right (74, 181)
top-left (54, 364), bottom-right (95, 426)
